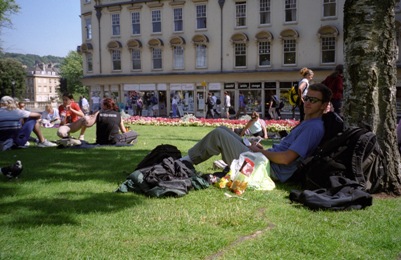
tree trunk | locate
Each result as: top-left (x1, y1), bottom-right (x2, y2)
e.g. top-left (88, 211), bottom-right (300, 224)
top-left (343, 0), bottom-right (401, 195)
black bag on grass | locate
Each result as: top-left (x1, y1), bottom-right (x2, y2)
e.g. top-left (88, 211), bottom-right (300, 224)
top-left (135, 144), bottom-right (182, 170)
top-left (289, 176), bottom-right (373, 210)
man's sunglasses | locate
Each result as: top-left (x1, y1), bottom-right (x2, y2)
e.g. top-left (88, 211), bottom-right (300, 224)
top-left (303, 96), bottom-right (323, 104)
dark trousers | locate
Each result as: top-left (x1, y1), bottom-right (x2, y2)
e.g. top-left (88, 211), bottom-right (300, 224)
top-left (113, 130), bottom-right (138, 144)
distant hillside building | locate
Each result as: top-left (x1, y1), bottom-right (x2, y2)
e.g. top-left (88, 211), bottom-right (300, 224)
top-left (78, 0), bottom-right (401, 118)
top-left (25, 62), bottom-right (60, 102)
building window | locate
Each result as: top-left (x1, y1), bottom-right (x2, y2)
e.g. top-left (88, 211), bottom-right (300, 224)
top-left (283, 39), bottom-right (296, 65)
top-left (235, 43), bottom-right (247, 67)
top-left (195, 45), bottom-right (207, 68)
top-left (260, 0), bottom-right (271, 25)
top-left (112, 14), bottom-right (120, 36)
top-left (174, 8), bottom-right (183, 32)
top-left (87, 53), bottom-right (93, 72)
top-left (323, 0), bottom-right (336, 17)
top-left (131, 49), bottom-right (141, 70)
top-left (196, 5), bottom-right (207, 29)
top-left (152, 48), bottom-right (162, 69)
top-left (236, 2), bottom-right (246, 27)
top-left (152, 10), bottom-right (161, 33)
top-left (321, 36), bottom-right (336, 63)
top-left (85, 0), bottom-right (91, 3)
top-left (173, 46), bottom-right (184, 69)
top-left (258, 42), bottom-right (270, 66)
top-left (131, 12), bottom-right (140, 35)
top-left (85, 17), bottom-right (92, 40)
top-left (112, 50), bottom-right (121, 70)
top-left (285, 0), bottom-right (297, 22)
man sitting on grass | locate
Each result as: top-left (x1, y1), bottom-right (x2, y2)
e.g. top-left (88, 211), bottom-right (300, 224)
top-left (0, 96), bottom-right (57, 151)
top-left (181, 84), bottom-right (332, 183)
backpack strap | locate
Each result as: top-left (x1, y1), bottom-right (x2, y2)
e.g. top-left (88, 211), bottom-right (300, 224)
top-left (351, 130), bottom-right (376, 186)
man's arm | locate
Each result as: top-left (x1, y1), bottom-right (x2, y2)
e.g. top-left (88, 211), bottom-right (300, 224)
top-left (28, 111), bottom-right (42, 120)
top-left (68, 105), bottom-right (84, 117)
top-left (119, 120), bottom-right (127, 133)
top-left (248, 144), bottom-right (299, 165)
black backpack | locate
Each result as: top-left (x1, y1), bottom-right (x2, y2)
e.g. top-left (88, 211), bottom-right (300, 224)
top-left (135, 144), bottom-right (182, 170)
top-left (289, 176), bottom-right (373, 210)
top-left (295, 126), bottom-right (386, 194)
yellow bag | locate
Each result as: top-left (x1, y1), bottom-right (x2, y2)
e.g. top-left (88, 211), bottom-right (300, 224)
top-left (288, 85), bottom-right (299, 106)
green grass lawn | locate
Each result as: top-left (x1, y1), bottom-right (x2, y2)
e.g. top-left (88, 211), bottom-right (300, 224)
top-left (1, 125), bottom-right (401, 259)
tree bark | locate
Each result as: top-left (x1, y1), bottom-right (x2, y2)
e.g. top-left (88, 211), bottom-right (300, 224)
top-left (343, 0), bottom-right (401, 195)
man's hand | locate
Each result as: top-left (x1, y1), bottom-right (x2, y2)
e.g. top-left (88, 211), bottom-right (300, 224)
top-left (248, 142), bottom-right (263, 152)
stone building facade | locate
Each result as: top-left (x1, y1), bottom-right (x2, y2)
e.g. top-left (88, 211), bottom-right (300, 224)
top-left (79, 0), bottom-right (401, 118)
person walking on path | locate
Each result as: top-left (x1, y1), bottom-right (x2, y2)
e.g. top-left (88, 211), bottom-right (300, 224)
top-left (223, 91), bottom-right (231, 119)
top-left (235, 92), bottom-right (247, 119)
top-left (205, 92), bottom-right (215, 119)
top-left (298, 67), bottom-right (314, 122)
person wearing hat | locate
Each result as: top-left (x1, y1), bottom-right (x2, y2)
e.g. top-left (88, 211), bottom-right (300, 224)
top-left (0, 96), bottom-right (57, 151)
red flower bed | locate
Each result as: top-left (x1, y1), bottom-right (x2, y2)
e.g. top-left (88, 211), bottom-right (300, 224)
top-left (124, 115), bottom-right (298, 133)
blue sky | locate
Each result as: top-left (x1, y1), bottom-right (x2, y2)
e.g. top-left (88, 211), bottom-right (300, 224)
top-left (1, 0), bottom-right (82, 57)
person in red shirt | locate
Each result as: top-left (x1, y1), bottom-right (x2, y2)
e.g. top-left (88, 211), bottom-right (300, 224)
top-left (57, 93), bottom-right (90, 141)
top-left (322, 64), bottom-right (343, 115)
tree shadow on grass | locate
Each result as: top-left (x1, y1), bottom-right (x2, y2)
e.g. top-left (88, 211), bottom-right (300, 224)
top-left (0, 191), bottom-right (147, 228)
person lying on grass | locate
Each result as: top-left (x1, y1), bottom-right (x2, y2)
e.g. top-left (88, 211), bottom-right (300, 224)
top-left (180, 83), bottom-right (332, 183)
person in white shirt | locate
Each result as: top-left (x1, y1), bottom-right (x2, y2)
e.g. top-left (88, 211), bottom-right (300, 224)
top-left (211, 93), bottom-right (220, 117)
top-left (223, 91), bottom-right (231, 119)
top-left (91, 95), bottom-right (101, 113)
top-left (41, 104), bottom-right (61, 127)
top-left (81, 96), bottom-right (90, 115)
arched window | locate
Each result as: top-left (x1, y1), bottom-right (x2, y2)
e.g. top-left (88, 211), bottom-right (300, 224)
top-left (280, 29), bottom-right (299, 65)
top-left (231, 33), bottom-right (249, 68)
top-left (80, 43), bottom-right (94, 73)
top-left (192, 34), bottom-right (209, 68)
top-left (107, 41), bottom-right (122, 71)
top-left (127, 39), bottom-right (142, 70)
top-left (148, 38), bottom-right (164, 70)
top-left (170, 36), bottom-right (186, 70)
top-left (255, 31), bottom-right (274, 67)
top-left (317, 25), bottom-right (339, 64)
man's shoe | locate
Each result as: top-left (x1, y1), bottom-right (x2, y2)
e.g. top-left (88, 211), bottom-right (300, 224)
top-left (37, 139), bottom-right (57, 147)
top-left (1, 138), bottom-right (14, 151)
top-left (57, 138), bottom-right (81, 147)
top-left (1, 160), bottom-right (23, 179)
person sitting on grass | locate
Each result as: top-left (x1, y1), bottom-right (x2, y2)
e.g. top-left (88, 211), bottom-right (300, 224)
top-left (57, 93), bottom-right (89, 141)
top-left (84, 98), bottom-right (138, 145)
top-left (41, 104), bottom-right (61, 127)
top-left (0, 96), bottom-right (57, 151)
top-left (233, 111), bottom-right (268, 140)
top-left (180, 83), bottom-right (332, 183)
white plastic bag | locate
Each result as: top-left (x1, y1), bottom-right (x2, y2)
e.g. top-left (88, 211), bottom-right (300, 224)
top-left (229, 151), bottom-right (275, 192)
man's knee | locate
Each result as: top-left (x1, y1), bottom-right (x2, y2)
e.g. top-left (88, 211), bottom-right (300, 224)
top-left (57, 126), bottom-right (70, 138)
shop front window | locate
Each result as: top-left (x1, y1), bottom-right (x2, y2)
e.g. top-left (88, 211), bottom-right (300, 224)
top-left (171, 90), bottom-right (194, 116)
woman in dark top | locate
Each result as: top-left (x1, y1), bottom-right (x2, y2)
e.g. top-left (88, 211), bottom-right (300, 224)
top-left (95, 98), bottom-right (138, 145)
